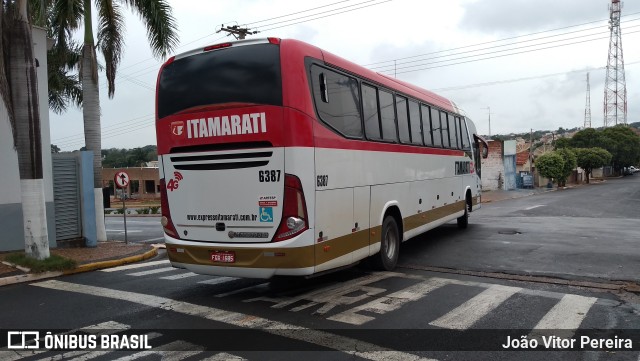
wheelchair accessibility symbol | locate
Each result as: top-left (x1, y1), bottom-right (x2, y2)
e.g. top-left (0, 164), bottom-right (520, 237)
top-left (259, 207), bottom-right (273, 222)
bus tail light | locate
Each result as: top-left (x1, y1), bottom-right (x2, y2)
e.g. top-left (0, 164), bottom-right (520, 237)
top-left (159, 178), bottom-right (179, 238)
top-left (274, 174), bottom-right (308, 242)
top-left (267, 37), bottom-right (281, 45)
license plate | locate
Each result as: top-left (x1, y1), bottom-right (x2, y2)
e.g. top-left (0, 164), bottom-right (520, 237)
top-left (211, 251), bottom-right (235, 263)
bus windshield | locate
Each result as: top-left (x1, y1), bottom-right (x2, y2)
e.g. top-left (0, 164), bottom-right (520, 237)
top-left (157, 43), bottom-right (282, 119)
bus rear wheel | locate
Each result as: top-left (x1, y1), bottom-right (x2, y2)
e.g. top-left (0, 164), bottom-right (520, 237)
top-left (372, 216), bottom-right (400, 271)
top-left (457, 200), bottom-right (469, 229)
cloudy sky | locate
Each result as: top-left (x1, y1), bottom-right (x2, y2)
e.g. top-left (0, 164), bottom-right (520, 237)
top-left (50, 0), bottom-right (640, 151)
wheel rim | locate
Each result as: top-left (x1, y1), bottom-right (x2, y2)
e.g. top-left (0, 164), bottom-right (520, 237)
top-left (383, 225), bottom-right (397, 260)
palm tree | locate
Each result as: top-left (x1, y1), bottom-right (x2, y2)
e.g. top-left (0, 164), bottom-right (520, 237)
top-left (52, 0), bottom-right (178, 241)
top-left (1, 0), bottom-right (50, 259)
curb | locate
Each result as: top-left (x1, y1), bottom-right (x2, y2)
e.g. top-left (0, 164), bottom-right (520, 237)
top-left (0, 247), bottom-right (159, 287)
top-left (63, 247), bottom-right (159, 275)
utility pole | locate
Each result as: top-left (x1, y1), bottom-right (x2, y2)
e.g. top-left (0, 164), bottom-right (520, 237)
top-left (216, 24), bottom-right (259, 40)
top-left (529, 128), bottom-right (533, 173)
top-left (482, 107), bottom-right (491, 137)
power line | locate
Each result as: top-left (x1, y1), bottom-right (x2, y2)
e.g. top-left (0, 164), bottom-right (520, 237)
top-left (364, 10), bottom-right (640, 67)
top-left (370, 18), bottom-right (640, 72)
top-left (383, 29), bottom-right (640, 76)
top-left (259, 0), bottom-right (392, 32)
top-left (245, 0), bottom-right (353, 26)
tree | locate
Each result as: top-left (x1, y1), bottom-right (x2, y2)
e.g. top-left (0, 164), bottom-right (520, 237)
top-left (535, 152), bottom-right (564, 187)
top-left (600, 125), bottom-right (640, 173)
top-left (52, 0), bottom-right (178, 241)
top-left (26, 0), bottom-right (83, 113)
top-left (1, 0), bottom-right (50, 259)
top-left (570, 128), bottom-right (604, 149)
top-left (555, 148), bottom-right (576, 187)
top-left (575, 148), bottom-right (612, 184)
top-left (51, 144), bottom-right (60, 153)
top-left (554, 137), bottom-right (571, 149)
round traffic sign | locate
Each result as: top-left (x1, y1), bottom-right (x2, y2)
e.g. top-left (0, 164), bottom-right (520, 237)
top-left (114, 171), bottom-right (130, 189)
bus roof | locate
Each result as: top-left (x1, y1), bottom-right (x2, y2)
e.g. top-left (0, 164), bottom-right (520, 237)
top-left (172, 38), bottom-right (459, 114)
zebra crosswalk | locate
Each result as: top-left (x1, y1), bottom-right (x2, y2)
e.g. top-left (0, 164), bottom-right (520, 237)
top-left (95, 258), bottom-right (619, 339)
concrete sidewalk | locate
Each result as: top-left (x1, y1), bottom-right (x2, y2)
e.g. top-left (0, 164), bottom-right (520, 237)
top-left (481, 187), bottom-right (554, 203)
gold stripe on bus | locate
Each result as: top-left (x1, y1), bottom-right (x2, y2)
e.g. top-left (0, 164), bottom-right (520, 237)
top-left (168, 200), bottom-right (467, 270)
top-left (403, 201), bottom-right (466, 232)
top-left (314, 228), bottom-right (370, 266)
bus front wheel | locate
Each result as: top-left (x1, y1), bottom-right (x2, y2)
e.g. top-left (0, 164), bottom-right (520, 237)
top-left (373, 216), bottom-right (400, 271)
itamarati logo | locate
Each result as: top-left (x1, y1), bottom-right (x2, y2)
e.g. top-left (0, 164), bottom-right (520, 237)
top-left (171, 121), bottom-right (184, 136)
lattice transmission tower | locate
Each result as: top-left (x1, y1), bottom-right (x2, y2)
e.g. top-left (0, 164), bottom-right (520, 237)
top-left (603, 0), bottom-right (627, 127)
top-left (585, 73), bottom-right (592, 128)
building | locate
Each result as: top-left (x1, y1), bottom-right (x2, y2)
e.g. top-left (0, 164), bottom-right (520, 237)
top-left (102, 167), bottom-right (160, 200)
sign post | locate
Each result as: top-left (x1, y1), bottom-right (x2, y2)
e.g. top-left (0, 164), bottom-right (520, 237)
top-left (114, 171), bottom-right (130, 244)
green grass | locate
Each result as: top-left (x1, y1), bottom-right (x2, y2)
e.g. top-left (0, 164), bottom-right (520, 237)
top-left (5, 253), bottom-right (77, 273)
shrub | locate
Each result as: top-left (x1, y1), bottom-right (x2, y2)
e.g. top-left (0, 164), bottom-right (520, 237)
top-left (150, 206), bottom-right (160, 214)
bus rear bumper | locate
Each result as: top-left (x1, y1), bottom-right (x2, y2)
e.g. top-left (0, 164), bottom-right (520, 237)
top-left (169, 261), bottom-right (314, 279)
top-left (164, 232), bottom-right (315, 279)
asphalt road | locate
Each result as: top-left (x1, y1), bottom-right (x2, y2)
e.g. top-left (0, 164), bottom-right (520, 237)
top-left (2, 177), bottom-right (639, 360)
top-left (399, 175), bottom-right (640, 283)
top-left (105, 216), bottom-right (163, 243)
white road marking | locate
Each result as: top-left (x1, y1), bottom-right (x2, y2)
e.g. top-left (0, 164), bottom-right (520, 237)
top-left (126, 267), bottom-right (176, 277)
top-left (429, 284), bottom-right (521, 330)
top-left (111, 341), bottom-right (203, 361)
top-left (244, 272), bottom-right (399, 315)
top-left (524, 205), bottom-right (545, 210)
top-left (328, 277), bottom-right (451, 325)
top-left (197, 277), bottom-right (237, 285)
top-left (100, 260), bottom-right (169, 273)
top-left (201, 353), bottom-right (247, 361)
top-left (214, 283), bottom-right (270, 298)
top-left (142, 237), bottom-right (165, 243)
top-left (32, 280), bottom-right (435, 361)
top-left (160, 272), bottom-right (199, 280)
top-left (531, 294), bottom-right (597, 334)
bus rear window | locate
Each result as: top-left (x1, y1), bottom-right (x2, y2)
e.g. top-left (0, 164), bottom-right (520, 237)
top-left (157, 44), bottom-right (282, 119)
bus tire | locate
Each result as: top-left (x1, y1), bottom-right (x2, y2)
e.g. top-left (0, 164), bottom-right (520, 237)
top-left (457, 201), bottom-right (469, 229)
top-left (373, 216), bottom-right (400, 271)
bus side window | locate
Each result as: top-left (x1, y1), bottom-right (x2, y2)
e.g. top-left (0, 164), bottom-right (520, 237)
top-left (421, 104), bottom-right (432, 146)
top-left (448, 115), bottom-right (458, 149)
top-left (379, 89), bottom-right (397, 142)
top-left (362, 84), bottom-right (381, 140)
top-left (430, 106), bottom-right (442, 147)
top-left (396, 95), bottom-right (411, 144)
top-left (311, 65), bottom-right (362, 138)
top-left (440, 111), bottom-right (450, 148)
top-left (409, 100), bottom-right (423, 145)
top-left (460, 118), bottom-right (471, 150)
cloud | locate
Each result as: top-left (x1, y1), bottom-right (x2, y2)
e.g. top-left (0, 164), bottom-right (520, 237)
top-left (460, 0), bottom-right (640, 35)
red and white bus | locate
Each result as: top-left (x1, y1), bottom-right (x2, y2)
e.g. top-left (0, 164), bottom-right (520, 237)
top-left (156, 38), bottom-right (488, 279)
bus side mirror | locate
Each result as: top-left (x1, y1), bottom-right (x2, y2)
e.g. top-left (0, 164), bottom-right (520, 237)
top-left (473, 134), bottom-right (489, 159)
